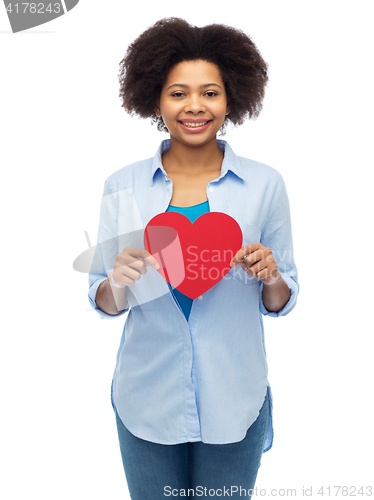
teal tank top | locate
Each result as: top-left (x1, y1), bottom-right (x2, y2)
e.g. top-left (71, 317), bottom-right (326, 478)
top-left (165, 200), bottom-right (210, 320)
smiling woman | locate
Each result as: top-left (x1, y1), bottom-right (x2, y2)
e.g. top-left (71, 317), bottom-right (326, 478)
top-left (89, 16), bottom-right (299, 500)
top-left (118, 17), bottom-right (268, 135)
top-left (152, 59), bottom-right (233, 193)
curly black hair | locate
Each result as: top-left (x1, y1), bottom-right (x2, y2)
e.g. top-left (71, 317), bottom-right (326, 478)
top-left (118, 17), bottom-right (268, 135)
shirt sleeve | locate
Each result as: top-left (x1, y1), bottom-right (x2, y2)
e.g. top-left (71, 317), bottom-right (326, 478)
top-left (88, 177), bottom-right (129, 319)
top-left (259, 174), bottom-right (299, 317)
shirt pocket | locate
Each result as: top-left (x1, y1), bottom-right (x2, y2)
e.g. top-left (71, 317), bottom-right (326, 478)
top-left (228, 223), bottom-right (262, 286)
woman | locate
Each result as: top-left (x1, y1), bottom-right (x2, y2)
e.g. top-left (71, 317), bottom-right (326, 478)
top-left (88, 17), bottom-right (299, 499)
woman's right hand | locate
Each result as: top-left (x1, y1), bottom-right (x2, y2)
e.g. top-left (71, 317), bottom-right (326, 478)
top-left (108, 247), bottom-right (160, 288)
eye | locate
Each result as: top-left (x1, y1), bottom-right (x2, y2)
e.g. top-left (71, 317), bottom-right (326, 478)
top-left (205, 91), bottom-right (218, 97)
top-left (171, 92), bottom-right (184, 98)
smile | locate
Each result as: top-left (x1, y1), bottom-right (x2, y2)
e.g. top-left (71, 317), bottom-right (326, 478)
top-left (178, 120), bottom-right (212, 132)
top-left (181, 121), bottom-right (209, 128)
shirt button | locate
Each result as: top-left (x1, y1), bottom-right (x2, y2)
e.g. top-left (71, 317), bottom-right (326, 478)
top-left (198, 295), bottom-right (203, 300)
top-left (209, 187), bottom-right (214, 193)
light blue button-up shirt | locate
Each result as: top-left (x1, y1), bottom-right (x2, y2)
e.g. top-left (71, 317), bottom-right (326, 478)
top-left (88, 139), bottom-right (299, 450)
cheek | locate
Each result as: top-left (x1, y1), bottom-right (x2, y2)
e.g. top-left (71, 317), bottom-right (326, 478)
top-left (161, 103), bottom-right (179, 120)
top-left (213, 101), bottom-right (229, 116)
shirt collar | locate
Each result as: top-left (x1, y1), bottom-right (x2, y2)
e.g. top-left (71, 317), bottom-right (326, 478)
top-left (150, 139), bottom-right (245, 186)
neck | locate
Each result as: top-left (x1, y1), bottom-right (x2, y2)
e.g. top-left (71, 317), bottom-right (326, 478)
top-left (163, 136), bottom-right (224, 174)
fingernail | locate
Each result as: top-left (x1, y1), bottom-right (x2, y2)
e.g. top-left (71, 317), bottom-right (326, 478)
top-left (155, 263), bottom-right (160, 270)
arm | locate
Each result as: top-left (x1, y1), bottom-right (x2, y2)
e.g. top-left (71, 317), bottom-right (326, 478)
top-left (88, 178), bottom-right (129, 319)
top-left (230, 174), bottom-right (299, 316)
top-left (262, 276), bottom-right (291, 313)
top-left (96, 277), bottom-right (128, 316)
top-left (95, 247), bottom-right (160, 316)
top-left (230, 242), bottom-right (292, 313)
top-left (259, 173), bottom-right (299, 316)
top-left (88, 178), bottom-right (160, 318)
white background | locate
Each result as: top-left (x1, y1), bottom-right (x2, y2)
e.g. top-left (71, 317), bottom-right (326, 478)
top-left (1, 1), bottom-right (373, 498)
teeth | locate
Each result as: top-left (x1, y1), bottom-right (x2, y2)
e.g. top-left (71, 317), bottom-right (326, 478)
top-left (181, 121), bottom-right (208, 128)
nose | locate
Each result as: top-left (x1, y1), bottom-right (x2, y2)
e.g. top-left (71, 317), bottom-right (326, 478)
top-left (184, 94), bottom-right (207, 114)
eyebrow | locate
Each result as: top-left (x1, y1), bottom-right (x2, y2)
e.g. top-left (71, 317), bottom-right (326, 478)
top-left (166, 83), bottom-right (222, 91)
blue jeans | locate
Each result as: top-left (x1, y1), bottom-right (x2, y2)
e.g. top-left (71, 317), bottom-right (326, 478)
top-left (113, 392), bottom-right (270, 499)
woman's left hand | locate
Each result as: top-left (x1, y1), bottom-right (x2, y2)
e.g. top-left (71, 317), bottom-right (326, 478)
top-left (229, 243), bottom-right (282, 286)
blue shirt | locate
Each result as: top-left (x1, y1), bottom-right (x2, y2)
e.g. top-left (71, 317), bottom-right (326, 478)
top-left (166, 201), bottom-right (210, 321)
top-left (88, 139), bottom-right (299, 449)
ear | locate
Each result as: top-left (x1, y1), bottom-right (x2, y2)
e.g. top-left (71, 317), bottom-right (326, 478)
top-left (154, 101), bottom-right (161, 117)
top-left (225, 101), bottom-right (231, 115)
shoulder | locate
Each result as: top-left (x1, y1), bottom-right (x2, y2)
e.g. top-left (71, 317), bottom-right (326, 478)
top-left (233, 153), bottom-right (285, 202)
top-left (223, 141), bottom-right (283, 187)
top-left (238, 155), bottom-right (283, 185)
top-left (103, 157), bottom-right (154, 194)
top-left (224, 142), bottom-right (288, 210)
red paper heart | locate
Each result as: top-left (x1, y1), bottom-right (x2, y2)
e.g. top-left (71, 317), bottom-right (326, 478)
top-left (144, 212), bottom-right (243, 299)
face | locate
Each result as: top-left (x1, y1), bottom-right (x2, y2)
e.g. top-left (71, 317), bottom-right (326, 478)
top-left (154, 59), bottom-right (231, 148)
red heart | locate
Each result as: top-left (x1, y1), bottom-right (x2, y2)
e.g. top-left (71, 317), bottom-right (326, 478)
top-left (144, 212), bottom-right (243, 299)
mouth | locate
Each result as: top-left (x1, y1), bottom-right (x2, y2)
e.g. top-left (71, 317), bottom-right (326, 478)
top-left (178, 120), bottom-right (212, 132)
top-left (179, 120), bottom-right (211, 128)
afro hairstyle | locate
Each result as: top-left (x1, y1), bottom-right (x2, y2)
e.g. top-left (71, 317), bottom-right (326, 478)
top-left (118, 17), bottom-right (269, 135)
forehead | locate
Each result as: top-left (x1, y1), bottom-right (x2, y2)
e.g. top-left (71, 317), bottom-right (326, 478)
top-left (164, 60), bottom-right (224, 86)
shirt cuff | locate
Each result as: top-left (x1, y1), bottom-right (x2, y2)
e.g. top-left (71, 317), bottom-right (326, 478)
top-left (88, 276), bottom-right (129, 319)
top-left (259, 276), bottom-right (299, 318)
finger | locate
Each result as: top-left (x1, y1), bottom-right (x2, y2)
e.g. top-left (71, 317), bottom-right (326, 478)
top-left (122, 247), bottom-right (160, 269)
top-left (109, 270), bottom-right (134, 288)
top-left (142, 254), bottom-right (161, 269)
top-left (131, 248), bottom-right (160, 269)
top-left (243, 249), bottom-right (265, 268)
top-left (247, 258), bottom-right (268, 277)
top-left (123, 258), bottom-right (148, 276)
top-left (230, 243), bottom-right (261, 267)
top-left (115, 264), bottom-right (142, 284)
top-left (231, 244), bottom-right (255, 265)
top-left (229, 250), bottom-right (261, 273)
top-left (257, 266), bottom-right (281, 283)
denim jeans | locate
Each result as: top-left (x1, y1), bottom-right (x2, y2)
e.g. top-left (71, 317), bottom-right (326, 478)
top-left (114, 392), bottom-right (269, 499)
